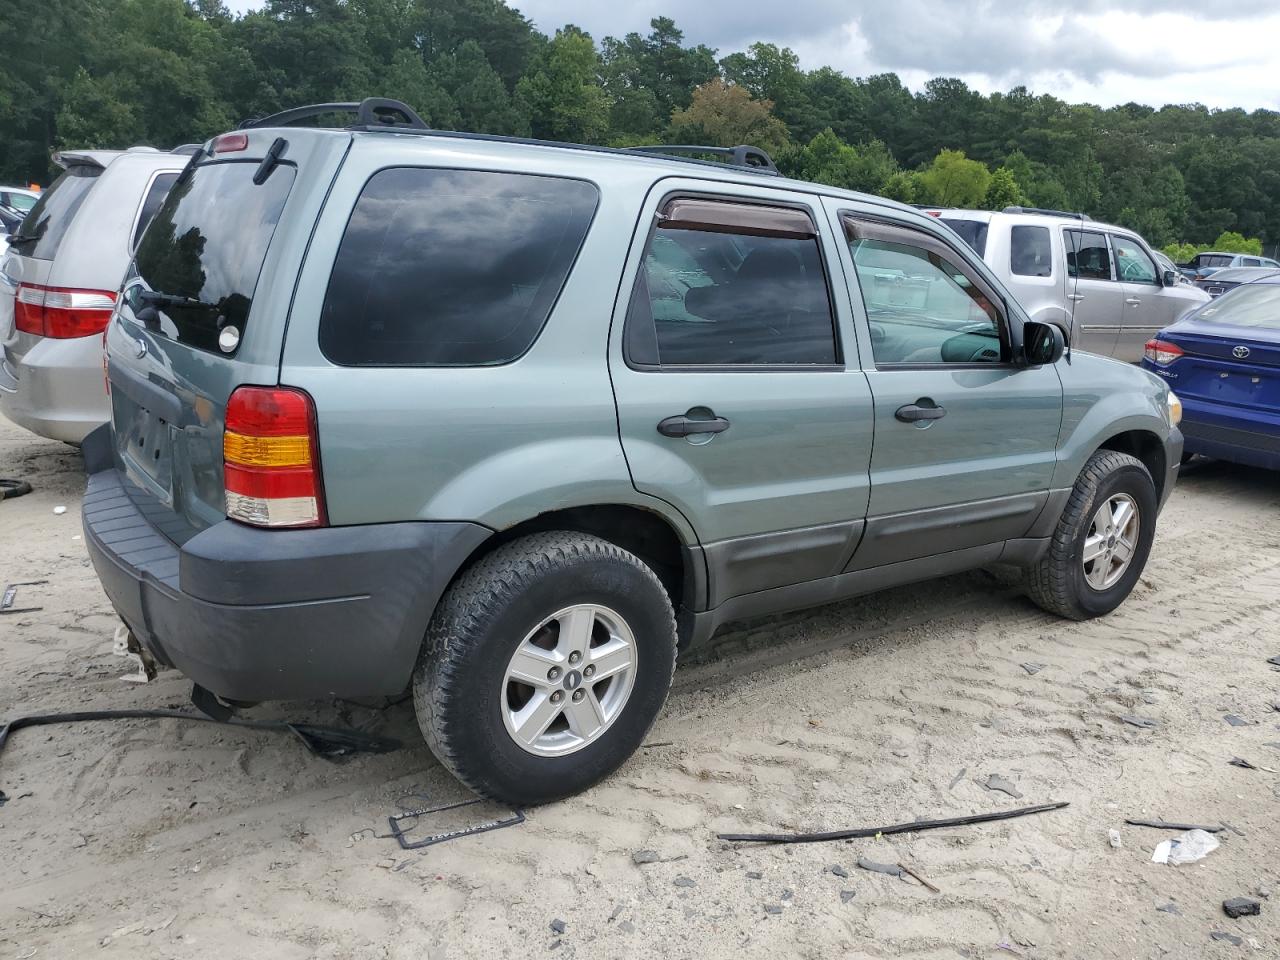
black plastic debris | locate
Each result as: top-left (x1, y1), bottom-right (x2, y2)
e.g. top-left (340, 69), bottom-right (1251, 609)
top-left (1156, 902), bottom-right (1181, 915)
top-left (1121, 715), bottom-right (1158, 729)
top-left (1224, 715), bottom-right (1250, 727)
top-left (0, 479), bottom-right (33, 500)
top-left (673, 876), bottom-right (696, 888)
top-left (632, 850), bottom-right (660, 865)
top-left (764, 904), bottom-right (783, 915)
top-left (1021, 663), bottom-right (1046, 675)
top-left (1210, 931), bottom-right (1243, 946)
top-left (1223, 898), bottom-right (1261, 919)
top-left (830, 865), bottom-right (848, 878)
top-left (1266, 655), bottom-right (1280, 667)
top-left (857, 857), bottom-right (903, 878)
top-left (948, 767), bottom-right (967, 790)
top-left (746, 870), bottom-right (763, 880)
top-left (1229, 757), bottom-right (1258, 769)
top-left (839, 890), bottom-right (856, 903)
top-left (549, 919), bottom-right (566, 935)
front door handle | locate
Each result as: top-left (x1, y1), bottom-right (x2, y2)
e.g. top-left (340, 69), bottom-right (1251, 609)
top-left (1067, 293), bottom-right (1085, 302)
top-left (657, 413), bottom-right (731, 438)
top-left (1125, 297), bottom-right (1142, 306)
top-left (895, 399), bottom-right (947, 423)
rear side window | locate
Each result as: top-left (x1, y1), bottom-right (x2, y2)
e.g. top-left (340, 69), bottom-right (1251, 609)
top-left (130, 160), bottom-right (295, 353)
top-left (131, 172), bottom-right (179, 251)
top-left (1010, 225), bottom-right (1051, 277)
top-left (940, 218), bottom-right (988, 258)
top-left (319, 168), bottom-right (598, 367)
top-left (626, 199), bottom-right (837, 366)
top-left (11, 165), bottom-right (101, 260)
top-left (1065, 229), bottom-right (1112, 281)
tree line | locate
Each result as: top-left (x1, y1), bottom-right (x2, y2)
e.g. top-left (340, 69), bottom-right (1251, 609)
top-left (3, 0), bottom-right (1278, 258)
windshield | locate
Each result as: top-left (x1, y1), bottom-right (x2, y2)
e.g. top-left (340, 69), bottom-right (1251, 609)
top-left (939, 218), bottom-right (988, 258)
top-left (1195, 283), bottom-right (1280, 330)
top-left (11, 166), bottom-right (101, 260)
top-left (129, 159), bottom-right (295, 353)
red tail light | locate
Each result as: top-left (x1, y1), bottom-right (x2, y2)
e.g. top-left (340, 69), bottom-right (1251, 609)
top-left (1144, 339), bottom-right (1184, 365)
top-left (213, 132), bottom-right (249, 154)
top-left (14, 282), bottom-right (116, 338)
top-left (223, 385), bottom-right (326, 528)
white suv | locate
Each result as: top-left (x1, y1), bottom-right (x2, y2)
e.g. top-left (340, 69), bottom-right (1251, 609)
top-left (925, 206), bottom-right (1209, 362)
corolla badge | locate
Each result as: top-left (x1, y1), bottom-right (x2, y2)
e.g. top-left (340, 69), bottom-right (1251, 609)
top-left (134, 339), bottom-right (147, 360)
top-left (1233, 345), bottom-right (1251, 359)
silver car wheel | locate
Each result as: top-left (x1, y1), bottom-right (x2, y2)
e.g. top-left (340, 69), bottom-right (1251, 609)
top-left (1082, 493), bottom-right (1140, 591)
top-left (500, 603), bottom-right (638, 757)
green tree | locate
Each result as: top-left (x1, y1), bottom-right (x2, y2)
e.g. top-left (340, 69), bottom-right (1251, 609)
top-left (600, 17), bottom-right (717, 139)
top-left (917, 149), bottom-right (992, 207)
top-left (669, 79), bottom-right (790, 156)
top-left (515, 26), bottom-right (609, 143)
top-left (790, 129), bottom-right (899, 194)
top-left (983, 166), bottom-right (1026, 210)
top-left (1210, 231), bottom-right (1262, 254)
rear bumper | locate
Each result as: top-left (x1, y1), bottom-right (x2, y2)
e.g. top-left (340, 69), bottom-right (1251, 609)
top-left (0, 332), bottom-right (109, 443)
top-left (1180, 398), bottom-right (1280, 471)
top-left (81, 428), bottom-right (491, 701)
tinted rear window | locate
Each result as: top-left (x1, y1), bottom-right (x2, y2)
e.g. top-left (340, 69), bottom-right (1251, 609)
top-left (11, 165), bottom-right (101, 260)
top-left (1010, 225), bottom-right (1052, 277)
top-left (940, 218), bottom-right (988, 258)
top-left (1197, 284), bottom-right (1280, 329)
top-left (319, 168), bottom-right (598, 366)
top-left (131, 172), bottom-right (179, 250)
top-left (130, 160), bottom-right (295, 353)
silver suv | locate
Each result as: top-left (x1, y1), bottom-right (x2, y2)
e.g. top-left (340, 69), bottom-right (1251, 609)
top-left (81, 101), bottom-right (1183, 805)
top-left (1, 148), bottom-right (187, 442)
top-left (927, 207), bottom-right (1209, 362)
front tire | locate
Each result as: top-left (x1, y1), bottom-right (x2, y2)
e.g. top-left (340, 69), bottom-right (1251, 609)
top-left (413, 532), bottom-right (677, 805)
top-left (1026, 451), bottom-right (1157, 621)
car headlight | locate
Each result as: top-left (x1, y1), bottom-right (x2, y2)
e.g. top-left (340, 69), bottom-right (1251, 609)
top-left (1166, 390), bottom-right (1182, 427)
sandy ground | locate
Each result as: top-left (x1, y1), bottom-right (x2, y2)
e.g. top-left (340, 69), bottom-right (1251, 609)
top-left (1, 413), bottom-right (1278, 960)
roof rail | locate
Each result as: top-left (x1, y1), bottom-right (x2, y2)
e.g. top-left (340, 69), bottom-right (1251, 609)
top-left (239, 98), bottom-right (429, 132)
top-left (1003, 205), bottom-right (1091, 221)
top-left (628, 144), bottom-right (779, 175)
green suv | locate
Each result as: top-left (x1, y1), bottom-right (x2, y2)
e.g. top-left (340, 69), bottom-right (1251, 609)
top-left (83, 100), bottom-right (1183, 805)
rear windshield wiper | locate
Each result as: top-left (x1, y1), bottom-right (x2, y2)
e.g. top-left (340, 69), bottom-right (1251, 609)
top-left (137, 289), bottom-right (220, 311)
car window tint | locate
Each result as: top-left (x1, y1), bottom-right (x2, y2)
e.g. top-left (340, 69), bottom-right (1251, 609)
top-left (320, 168), bottom-right (597, 367)
top-left (849, 236), bottom-right (1004, 365)
top-left (11, 165), bottom-right (101, 260)
top-left (939, 218), bottom-right (988, 257)
top-left (131, 172), bottom-right (178, 251)
top-left (1242, 257), bottom-right (1261, 267)
top-left (629, 209), bottom-right (837, 366)
top-left (1010, 225), bottom-right (1052, 277)
top-left (1113, 237), bottom-right (1157, 283)
top-left (1197, 284), bottom-right (1280, 329)
top-left (1065, 230), bottom-right (1111, 281)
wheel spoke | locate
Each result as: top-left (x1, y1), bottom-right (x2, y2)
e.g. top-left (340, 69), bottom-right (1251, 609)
top-left (511, 691), bottom-right (563, 747)
top-left (556, 606), bottom-right (596, 655)
top-left (506, 645), bottom-right (561, 687)
top-left (1082, 533), bottom-right (1108, 564)
top-left (563, 690), bottom-right (607, 739)
top-left (1111, 499), bottom-right (1135, 535)
top-left (587, 637), bottom-right (633, 681)
top-left (1113, 536), bottom-right (1135, 564)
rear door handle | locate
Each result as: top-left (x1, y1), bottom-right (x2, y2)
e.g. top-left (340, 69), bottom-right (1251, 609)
top-left (657, 413), bottom-right (731, 438)
top-left (895, 399), bottom-right (947, 423)
top-left (1125, 297), bottom-right (1142, 305)
top-left (1067, 293), bottom-right (1085, 302)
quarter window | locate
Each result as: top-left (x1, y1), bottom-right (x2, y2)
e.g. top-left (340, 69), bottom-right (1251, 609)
top-left (1010, 225), bottom-right (1052, 277)
top-left (1065, 229), bottom-right (1112, 281)
top-left (131, 172), bottom-right (179, 251)
top-left (1112, 237), bottom-right (1157, 284)
top-left (846, 225), bottom-right (1004, 365)
top-left (320, 168), bottom-right (598, 367)
top-left (626, 199), bottom-right (837, 366)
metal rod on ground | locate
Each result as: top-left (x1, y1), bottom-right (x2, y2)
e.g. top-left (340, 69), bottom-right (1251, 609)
top-left (897, 862), bottom-right (941, 893)
top-left (1124, 819), bottom-right (1224, 833)
top-left (717, 801), bottom-right (1070, 844)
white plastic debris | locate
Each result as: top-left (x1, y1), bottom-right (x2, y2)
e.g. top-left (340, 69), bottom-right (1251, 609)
top-left (1151, 829), bottom-right (1219, 865)
top-left (1108, 829), bottom-right (1122, 849)
top-left (53, 505), bottom-right (67, 515)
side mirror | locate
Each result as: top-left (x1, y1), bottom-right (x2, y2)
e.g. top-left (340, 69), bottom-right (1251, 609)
top-left (1162, 269), bottom-right (1178, 287)
top-left (1023, 321), bottom-right (1065, 365)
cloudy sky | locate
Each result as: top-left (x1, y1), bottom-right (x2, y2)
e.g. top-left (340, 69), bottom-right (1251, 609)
top-left (224, 1), bottom-right (1279, 111)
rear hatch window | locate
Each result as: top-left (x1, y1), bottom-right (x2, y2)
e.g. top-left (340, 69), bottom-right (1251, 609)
top-left (940, 218), bottom-right (988, 258)
top-left (9, 165), bottom-right (102, 260)
top-left (128, 159), bottom-right (295, 353)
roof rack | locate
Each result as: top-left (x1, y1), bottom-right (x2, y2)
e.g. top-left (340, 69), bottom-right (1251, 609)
top-left (238, 97), bottom-right (780, 177)
top-left (239, 98), bottom-right (429, 132)
top-left (1003, 205), bottom-right (1091, 221)
top-left (629, 144), bottom-right (779, 175)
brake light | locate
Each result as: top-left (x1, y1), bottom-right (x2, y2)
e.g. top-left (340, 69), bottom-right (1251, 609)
top-left (1144, 339), bottom-right (1184, 365)
top-left (223, 386), bottom-right (326, 528)
top-left (14, 282), bottom-right (116, 338)
top-left (213, 132), bottom-right (249, 154)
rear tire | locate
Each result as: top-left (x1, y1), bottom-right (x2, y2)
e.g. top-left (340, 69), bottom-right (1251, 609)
top-left (413, 532), bottom-right (677, 805)
top-left (1026, 451), bottom-right (1157, 621)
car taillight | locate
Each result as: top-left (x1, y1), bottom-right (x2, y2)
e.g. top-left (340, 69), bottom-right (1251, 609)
top-left (14, 282), bottom-right (116, 338)
top-left (1144, 339), bottom-right (1184, 365)
top-left (223, 386), bottom-right (326, 529)
top-left (213, 132), bottom-right (249, 154)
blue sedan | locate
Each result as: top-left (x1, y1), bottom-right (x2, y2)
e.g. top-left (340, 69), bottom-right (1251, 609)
top-left (1142, 273), bottom-right (1280, 471)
